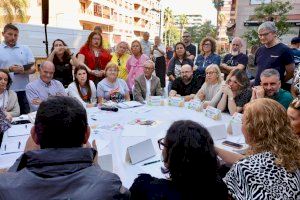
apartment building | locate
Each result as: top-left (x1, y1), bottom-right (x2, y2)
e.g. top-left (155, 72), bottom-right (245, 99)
top-left (174, 14), bottom-right (202, 28)
top-left (26, 0), bottom-right (162, 46)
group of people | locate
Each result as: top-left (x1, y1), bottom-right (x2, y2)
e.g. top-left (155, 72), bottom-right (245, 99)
top-left (0, 20), bottom-right (299, 199)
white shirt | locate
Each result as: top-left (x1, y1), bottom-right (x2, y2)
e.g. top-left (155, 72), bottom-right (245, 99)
top-left (145, 75), bottom-right (152, 99)
top-left (67, 80), bottom-right (97, 107)
top-left (0, 90), bottom-right (9, 110)
top-left (153, 43), bottom-right (166, 58)
top-left (0, 43), bottom-right (35, 91)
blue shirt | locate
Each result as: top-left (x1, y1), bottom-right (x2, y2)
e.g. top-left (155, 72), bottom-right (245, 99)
top-left (195, 53), bottom-right (221, 77)
top-left (254, 43), bottom-right (294, 85)
top-left (0, 43), bottom-right (35, 91)
top-left (25, 78), bottom-right (66, 111)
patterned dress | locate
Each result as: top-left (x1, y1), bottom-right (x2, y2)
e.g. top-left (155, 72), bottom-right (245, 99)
top-left (224, 152), bottom-right (300, 200)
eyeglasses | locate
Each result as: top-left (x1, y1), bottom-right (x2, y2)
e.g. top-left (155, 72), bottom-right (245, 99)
top-left (203, 43), bottom-right (211, 46)
top-left (117, 58), bottom-right (121, 66)
top-left (158, 138), bottom-right (168, 150)
top-left (258, 32), bottom-right (271, 37)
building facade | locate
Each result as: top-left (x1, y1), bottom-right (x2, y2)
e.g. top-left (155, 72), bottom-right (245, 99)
top-left (25, 0), bottom-right (162, 47)
top-left (174, 14), bottom-right (202, 28)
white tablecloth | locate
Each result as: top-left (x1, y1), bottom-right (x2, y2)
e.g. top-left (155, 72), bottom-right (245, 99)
top-left (0, 103), bottom-right (246, 188)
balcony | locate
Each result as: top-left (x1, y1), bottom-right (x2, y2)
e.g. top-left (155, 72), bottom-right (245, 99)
top-left (79, 9), bottom-right (115, 27)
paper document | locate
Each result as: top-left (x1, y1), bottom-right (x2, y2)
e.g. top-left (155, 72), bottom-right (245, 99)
top-left (1, 140), bottom-right (24, 155)
top-left (122, 125), bottom-right (147, 137)
top-left (117, 101), bottom-right (143, 109)
top-left (7, 124), bottom-right (32, 137)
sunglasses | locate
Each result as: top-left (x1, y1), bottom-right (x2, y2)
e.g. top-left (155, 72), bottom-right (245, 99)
top-left (117, 58), bottom-right (121, 66)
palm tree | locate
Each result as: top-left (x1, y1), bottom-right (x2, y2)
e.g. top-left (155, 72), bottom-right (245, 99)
top-left (0, 0), bottom-right (28, 25)
top-left (178, 14), bottom-right (188, 38)
top-left (212, 0), bottom-right (224, 39)
top-left (164, 7), bottom-right (174, 46)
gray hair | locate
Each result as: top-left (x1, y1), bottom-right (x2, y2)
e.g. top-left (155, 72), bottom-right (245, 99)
top-left (39, 61), bottom-right (55, 70)
top-left (258, 21), bottom-right (277, 33)
top-left (143, 60), bottom-right (155, 69)
top-left (205, 64), bottom-right (223, 83)
top-left (260, 68), bottom-right (280, 79)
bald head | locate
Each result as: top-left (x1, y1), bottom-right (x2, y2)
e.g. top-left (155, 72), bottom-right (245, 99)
top-left (180, 64), bottom-right (193, 82)
top-left (40, 61), bottom-right (55, 84)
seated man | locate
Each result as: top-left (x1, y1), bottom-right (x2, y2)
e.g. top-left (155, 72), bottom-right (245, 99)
top-left (169, 64), bottom-right (204, 101)
top-left (220, 37), bottom-right (248, 76)
top-left (251, 68), bottom-right (293, 109)
top-left (133, 60), bottom-right (163, 102)
top-left (0, 96), bottom-right (129, 199)
top-left (25, 61), bottom-right (66, 111)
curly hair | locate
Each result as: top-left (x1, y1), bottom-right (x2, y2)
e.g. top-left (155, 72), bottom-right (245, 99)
top-left (244, 98), bottom-right (300, 172)
top-left (163, 120), bottom-right (225, 198)
top-left (199, 37), bottom-right (217, 54)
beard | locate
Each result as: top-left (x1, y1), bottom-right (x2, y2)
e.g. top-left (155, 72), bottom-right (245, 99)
top-left (231, 50), bottom-right (239, 56)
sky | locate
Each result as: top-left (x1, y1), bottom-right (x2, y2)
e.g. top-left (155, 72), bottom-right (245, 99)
top-left (161, 0), bottom-right (217, 25)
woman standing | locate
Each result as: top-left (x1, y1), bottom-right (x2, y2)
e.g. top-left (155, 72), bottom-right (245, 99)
top-left (152, 36), bottom-right (166, 88)
top-left (111, 41), bottom-right (130, 80)
top-left (167, 42), bottom-right (193, 91)
top-left (195, 37), bottom-right (221, 78)
top-left (78, 31), bottom-right (112, 85)
top-left (0, 70), bottom-right (20, 121)
top-left (97, 62), bottom-right (130, 105)
top-left (126, 40), bottom-right (149, 93)
top-left (67, 66), bottom-right (96, 108)
top-left (47, 39), bottom-right (79, 88)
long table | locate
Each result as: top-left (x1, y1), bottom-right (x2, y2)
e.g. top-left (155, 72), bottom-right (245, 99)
top-left (0, 103), bottom-right (246, 188)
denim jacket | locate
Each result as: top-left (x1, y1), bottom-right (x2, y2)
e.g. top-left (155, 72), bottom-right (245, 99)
top-left (195, 53), bottom-right (221, 77)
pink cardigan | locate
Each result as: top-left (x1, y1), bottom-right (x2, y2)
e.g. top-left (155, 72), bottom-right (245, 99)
top-left (126, 54), bottom-right (149, 92)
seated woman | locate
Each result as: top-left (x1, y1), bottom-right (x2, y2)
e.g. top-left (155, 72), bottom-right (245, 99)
top-left (111, 41), bottom-right (130, 80)
top-left (195, 64), bottom-right (224, 108)
top-left (97, 62), bottom-right (130, 105)
top-left (0, 70), bottom-right (20, 121)
top-left (223, 98), bottom-right (300, 200)
top-left (216, 69), bottom-right (251, 115)
top-left (67, 66), bottom-right (96, 108)
top-left (287, 98), bottom-right (300, 137)
top-left (130, 120), bottom-right (228, 200)
top-left (47, 39), bottom-right (79, 88)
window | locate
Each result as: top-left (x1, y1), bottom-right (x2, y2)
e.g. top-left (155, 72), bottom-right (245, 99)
top-left (94, 3), bottom-right (102, 17)
top-left (103, 6), bottom-right (110, 19)
top-left (250, 0), bottom-right (271, 5)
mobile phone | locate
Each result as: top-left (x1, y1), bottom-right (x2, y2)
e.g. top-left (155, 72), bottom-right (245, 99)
top-left (23, 63), bottom-right (34, 70)
top-left (222, 140), bottom-right (243, 149)
top-left (11, 120), bottom-right (31, 125)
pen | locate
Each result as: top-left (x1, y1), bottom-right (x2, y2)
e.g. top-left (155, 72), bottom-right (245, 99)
top-left (25, 125), bottom-right (27, 129)
top-left (18, 142), bottom-right (21, 149)
top-left (4, 145), bottom-right (6, 151)
top-left (143, 160), bottom-right (160, 166)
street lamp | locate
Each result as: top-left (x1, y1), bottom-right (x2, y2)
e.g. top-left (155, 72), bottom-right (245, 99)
top-left (151, 8), bottom-right (162, 39)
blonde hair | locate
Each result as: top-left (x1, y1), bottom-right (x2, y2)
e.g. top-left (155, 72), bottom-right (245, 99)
top-left (105, 62), bottom-right (119, 75)
top-left (205, 64), bottom-right (223, 83)
top-left (244, 98), bottom-right (300, 172)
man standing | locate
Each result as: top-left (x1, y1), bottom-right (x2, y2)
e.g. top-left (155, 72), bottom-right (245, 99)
top-left (133, 60), bottom-right (163, 102)
top-left (254, 21), bottom-right (294, 87)
top-left (0, 96), bottom-right (129, 199)
top-left (169, 64), bottom-right (204, 101)
top-left (152, 36), bottom-right (166, 88)
top-left (0, 23), bottom-right (35, 114)
top-left (26, 61), bottom-right (66, 111)
top-left (220, 37), bottom-right (248, 76)
top-left (140, 32), bottom-right (152, 58)
top-left (182, 31), bottom-right (196, 61)
top-left (251, 69), bottom-right (293, 109)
